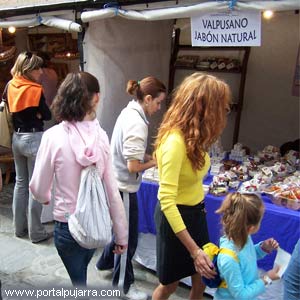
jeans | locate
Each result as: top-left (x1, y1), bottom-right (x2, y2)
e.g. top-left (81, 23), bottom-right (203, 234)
top-left (12, 132), bottom-right (48, 242)
top-left (54, 221), bottom-right (95, 286)
top-left (284, 239), bottom-right (300, 300)
top-left (96, 192), bottom-right (138, 294)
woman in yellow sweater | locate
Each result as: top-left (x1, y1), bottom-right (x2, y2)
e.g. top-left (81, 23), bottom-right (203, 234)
top-left (153, 73), bottom-right (231, 300)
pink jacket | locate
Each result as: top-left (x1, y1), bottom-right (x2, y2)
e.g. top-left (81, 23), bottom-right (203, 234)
top-left (29, 119), bottom-right (128, 245)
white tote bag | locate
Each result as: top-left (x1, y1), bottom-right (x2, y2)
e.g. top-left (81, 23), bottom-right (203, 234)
top-left (68, 165), bottom-right (112, 249)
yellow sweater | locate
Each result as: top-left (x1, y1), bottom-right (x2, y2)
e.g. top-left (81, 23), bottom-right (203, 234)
top-left (156, 130), bottom-right (210, 233)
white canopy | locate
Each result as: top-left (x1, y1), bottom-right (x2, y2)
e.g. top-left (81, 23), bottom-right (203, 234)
top-left (0, 15), bottom-right (82, 32)
top-left (81, 1), bottom-right (300, 22)
top-left (0, 1), bottom-right (299, 32)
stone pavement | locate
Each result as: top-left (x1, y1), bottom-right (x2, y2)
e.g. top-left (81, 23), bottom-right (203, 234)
top-left (0, 182), bottom-right (212, 300)
top-left (0, 182), bottom-right (284, 300)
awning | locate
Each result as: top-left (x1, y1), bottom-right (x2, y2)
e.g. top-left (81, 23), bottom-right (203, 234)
top-left (82, 1), bottom-right (300, 22)
top-left (0, 15), bottom-right (82, 32)
top-left (0, 1), bottom-right (299, 32)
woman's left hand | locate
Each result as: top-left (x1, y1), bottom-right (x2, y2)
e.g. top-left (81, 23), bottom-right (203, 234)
top-left (261, 238), bottom-right (279, 253)
top-left (193, 249), bottom-right (217, 279)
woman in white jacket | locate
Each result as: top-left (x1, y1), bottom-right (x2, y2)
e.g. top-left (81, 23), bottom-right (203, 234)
top-left (96, 77), bottom-right (166, 300)
top-left (30, 72), bottom-right (128, 286)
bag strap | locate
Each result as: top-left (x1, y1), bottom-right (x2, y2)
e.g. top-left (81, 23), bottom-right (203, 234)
top-left (219, 248), bottom-right (239, 262)
top-left (1, 81), bottom-right (9, 103)
top-left (73, 123), bottom-right (85, 144)
top-left (1, 82), bottom-right (10, 114)
top-left (218, 247), bottom-right (239, 289)
top-left (203, 242), bottom-right (239, 262)
top-left (130, 107), bottom-right (148, 126)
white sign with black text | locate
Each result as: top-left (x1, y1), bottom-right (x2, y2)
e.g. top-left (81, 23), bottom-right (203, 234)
top-left (191, 10), bottom-right (261, 47)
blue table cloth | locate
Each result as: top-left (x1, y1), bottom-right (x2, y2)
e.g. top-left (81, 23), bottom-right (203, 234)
top-left (137, 180), bottom-right (300, 271)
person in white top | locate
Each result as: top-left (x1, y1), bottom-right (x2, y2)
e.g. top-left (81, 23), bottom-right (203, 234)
top-left (96, 77), bottom-right (166, 300)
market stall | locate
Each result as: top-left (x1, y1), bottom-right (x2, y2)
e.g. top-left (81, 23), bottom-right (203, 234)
top-left (0, 1), bottom-right (299, 150)
top-left (1, 0), bottom-right (299, 259)
top-left (135, 178), bottom-right (300, 272)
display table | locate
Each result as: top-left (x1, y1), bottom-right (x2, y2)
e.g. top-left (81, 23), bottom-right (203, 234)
top-left (136, 179), bottom-right (300, 271)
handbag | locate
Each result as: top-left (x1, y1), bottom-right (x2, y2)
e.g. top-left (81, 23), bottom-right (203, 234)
top-left (0, 102), bottom-right (13, 148)
top-left (0, 83), bottom-right (13, 149)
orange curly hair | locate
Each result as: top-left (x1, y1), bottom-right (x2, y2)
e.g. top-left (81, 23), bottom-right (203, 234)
top-left (154, 73), bottom-right (231, 171)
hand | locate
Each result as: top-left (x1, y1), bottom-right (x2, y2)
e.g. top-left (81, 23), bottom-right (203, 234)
top-left (113, 244), bottom-right (128, 255)
top-left (36, 112), bottom-right (42, 119)
top-left (261, 238), bottom-right (279, 253)
top-left (267, 265), bottom-right (281, 280)
top-left (193, 249), bottom-right (217, 279)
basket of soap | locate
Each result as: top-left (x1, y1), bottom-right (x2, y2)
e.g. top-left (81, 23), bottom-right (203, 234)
top-left (271, 187), bottom-right (300, 211)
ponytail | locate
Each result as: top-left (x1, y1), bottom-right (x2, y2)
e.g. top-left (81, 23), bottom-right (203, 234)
top-left (216, 193), bottom-right (264, 249)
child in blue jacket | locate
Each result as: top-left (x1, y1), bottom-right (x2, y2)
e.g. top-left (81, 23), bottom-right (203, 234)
top-left (214, 192), bottom-right (280, 300)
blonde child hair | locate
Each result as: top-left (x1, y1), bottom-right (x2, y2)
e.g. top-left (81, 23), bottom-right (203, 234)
top-left (216, 192), bottom-right (265, 249)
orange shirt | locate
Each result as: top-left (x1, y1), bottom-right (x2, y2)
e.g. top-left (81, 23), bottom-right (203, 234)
top-left (8, 76), bottom-right (42, 113)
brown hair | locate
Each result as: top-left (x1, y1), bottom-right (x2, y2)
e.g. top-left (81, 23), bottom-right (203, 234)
top-left (11, 51), bottom-right (43, 78)
top-left (51, 72), bottom-right (100, 122)
top-left (126, 76), bottom-right (166, 103)
top-left (154, 73), bottom-right (231, 171)
top-left (216, 193), bottom-right (264, 249)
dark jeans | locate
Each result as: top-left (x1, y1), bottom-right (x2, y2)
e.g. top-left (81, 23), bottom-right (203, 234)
top-left (54, 221), bottom-right (95, 286)
top-left (96, 192), bottom-right (138, 294)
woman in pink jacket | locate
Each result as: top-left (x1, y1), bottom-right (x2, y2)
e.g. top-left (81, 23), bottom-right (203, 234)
top-left (30, 72), bottom-right (128, 286)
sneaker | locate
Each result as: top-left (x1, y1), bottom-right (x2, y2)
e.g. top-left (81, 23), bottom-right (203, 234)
top-left (95, 264), bottom-right (113, 272)
top-left (121, 285), bottom-right (148, 300)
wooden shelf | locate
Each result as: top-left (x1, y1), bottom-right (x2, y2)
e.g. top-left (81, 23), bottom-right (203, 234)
top-left (174, 65), bottom-right (242, 73)
top-left (178, 45), bottom-right (250, 51)
top-left (168, 28), bottom-right (251, 147)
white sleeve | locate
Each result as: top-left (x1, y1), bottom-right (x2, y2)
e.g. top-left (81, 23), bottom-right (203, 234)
top-left (122, 119), bottom-right (147, 162)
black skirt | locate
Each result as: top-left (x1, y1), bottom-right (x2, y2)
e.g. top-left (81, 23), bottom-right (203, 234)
top-left (154, 201), bottom-right (209, 285)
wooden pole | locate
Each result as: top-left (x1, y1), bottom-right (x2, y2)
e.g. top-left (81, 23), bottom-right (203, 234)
top-left (0, 28), bottom-right (3, 50)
